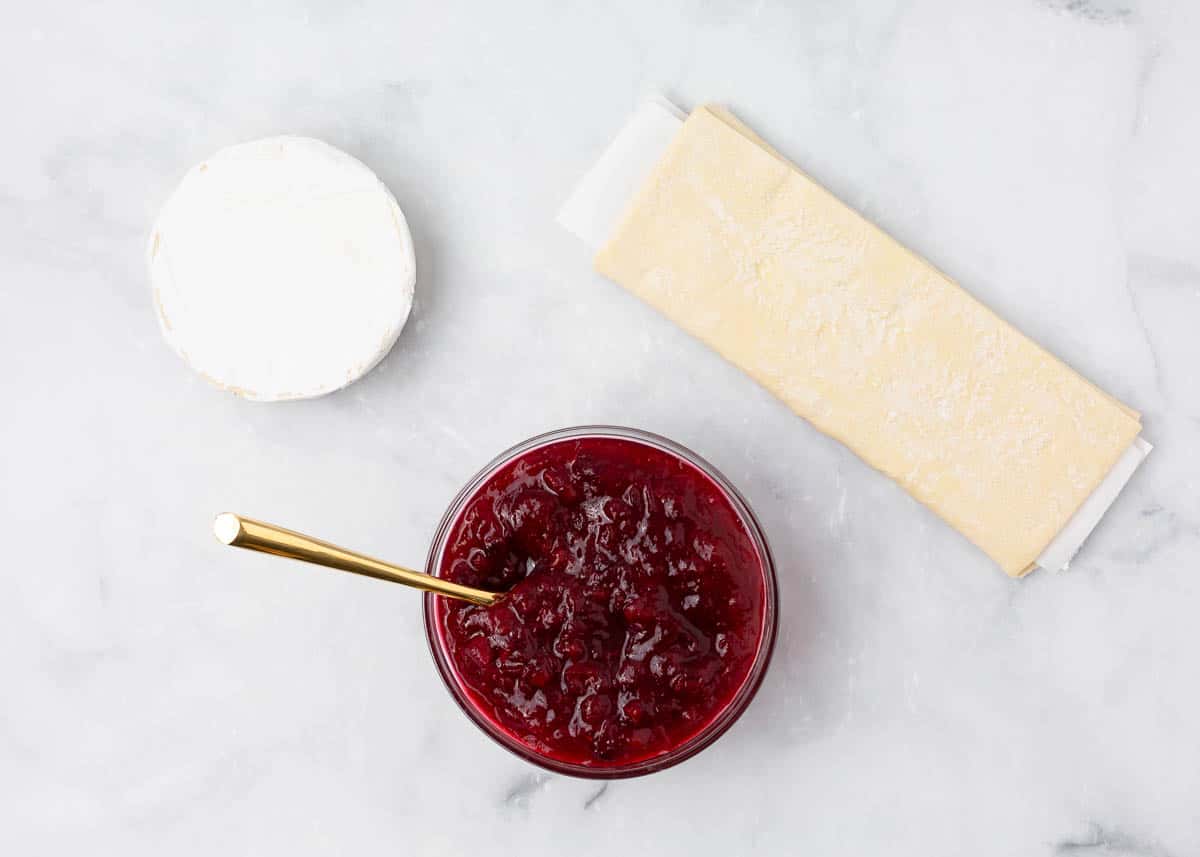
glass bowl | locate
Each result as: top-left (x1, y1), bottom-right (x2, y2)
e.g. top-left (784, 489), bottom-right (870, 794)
top-left (422, 426), bottom-right (778, 778)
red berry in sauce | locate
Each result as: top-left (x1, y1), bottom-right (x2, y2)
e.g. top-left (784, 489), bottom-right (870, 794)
top-left (435, 437), bottom-right (765, 767)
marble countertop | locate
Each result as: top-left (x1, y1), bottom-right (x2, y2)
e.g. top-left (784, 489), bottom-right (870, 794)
top-left (4, 1), bottom-right (1199, 854)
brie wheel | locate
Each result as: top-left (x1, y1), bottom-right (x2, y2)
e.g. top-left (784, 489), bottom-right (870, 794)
top-left (148, 137), bottom-right (416, 401)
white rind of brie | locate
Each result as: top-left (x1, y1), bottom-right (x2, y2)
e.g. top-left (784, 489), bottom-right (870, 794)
top-left (148, 136), bottom-right (416, 401)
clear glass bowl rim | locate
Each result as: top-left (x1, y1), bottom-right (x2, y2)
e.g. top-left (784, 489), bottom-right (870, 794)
top-left (421, 425), bottom-right (779, 779)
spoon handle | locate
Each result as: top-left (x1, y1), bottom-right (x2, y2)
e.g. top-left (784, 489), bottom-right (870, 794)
top-left (213, 513), bottom-right (501, 607)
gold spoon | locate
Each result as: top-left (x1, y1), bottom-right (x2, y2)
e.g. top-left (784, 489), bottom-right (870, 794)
top-left (212, 513), bottom-right (502, 607)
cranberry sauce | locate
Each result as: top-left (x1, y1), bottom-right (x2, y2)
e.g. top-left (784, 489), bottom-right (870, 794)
top-left (434, 436), bottom-right (766, 767)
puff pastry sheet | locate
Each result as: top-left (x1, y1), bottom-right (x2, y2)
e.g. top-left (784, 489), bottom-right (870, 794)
top-left (595, 106), bottom-right (1143, 576)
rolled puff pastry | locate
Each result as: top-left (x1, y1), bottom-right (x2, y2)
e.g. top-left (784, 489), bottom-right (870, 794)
top-left (595, 106), bottom-right (1141, 576)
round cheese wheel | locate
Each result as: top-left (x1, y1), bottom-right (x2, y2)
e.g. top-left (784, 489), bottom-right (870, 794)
top-left (148, 137), bottom-right (416, 401)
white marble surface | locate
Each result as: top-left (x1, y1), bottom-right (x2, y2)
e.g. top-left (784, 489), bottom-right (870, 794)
top-left (3, 1), bottom-right (1199, 854)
